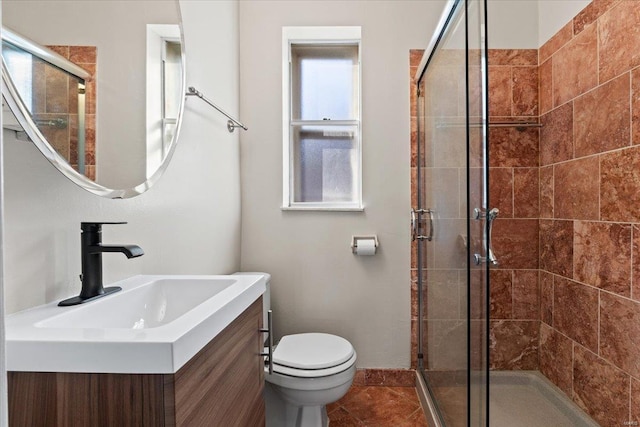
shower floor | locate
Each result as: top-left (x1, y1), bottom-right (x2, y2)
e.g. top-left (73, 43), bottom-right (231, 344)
top-left (490, 371), bottom-right (598, 427)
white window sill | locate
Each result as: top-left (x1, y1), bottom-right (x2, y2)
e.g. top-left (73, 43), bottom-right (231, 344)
top-left (281, 205), bottom-right (364, 212)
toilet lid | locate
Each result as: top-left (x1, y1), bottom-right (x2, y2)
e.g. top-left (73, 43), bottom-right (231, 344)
top-left (273, 333), bottom-right (354, 370)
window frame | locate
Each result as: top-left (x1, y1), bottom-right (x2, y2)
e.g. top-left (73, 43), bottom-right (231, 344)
top-left (281, 26), bottom-right (363, 211)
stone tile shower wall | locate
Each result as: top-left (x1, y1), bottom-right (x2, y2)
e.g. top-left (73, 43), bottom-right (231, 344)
top-left (35, 45), bottom-right (96, 180)
top-left (487, 49), bottom-right (541, 371)
top-left (537, 1), bottom-right (640, 425)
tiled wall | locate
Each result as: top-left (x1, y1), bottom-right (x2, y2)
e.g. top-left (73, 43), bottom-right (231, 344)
top-left (537, 1), bottom-right (640, 425)
top-left (34, 45), bottom-right (96, 180)
top-left (488, 49), bottom-right (541, 371)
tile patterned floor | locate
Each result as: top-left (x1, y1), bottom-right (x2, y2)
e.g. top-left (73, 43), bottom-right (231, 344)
top-left (327, 386), bottom-right (429, 426)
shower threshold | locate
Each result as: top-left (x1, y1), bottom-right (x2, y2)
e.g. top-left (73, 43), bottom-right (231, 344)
top-left (490, 371), bottom-right (598, 427)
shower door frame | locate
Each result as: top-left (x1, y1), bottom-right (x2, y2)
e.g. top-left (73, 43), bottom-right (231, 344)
top-left (414, 0), bottom-right (490, 425)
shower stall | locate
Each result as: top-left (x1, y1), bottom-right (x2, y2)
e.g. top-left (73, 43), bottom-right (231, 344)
top-left (412, 0), bottom-right (618, 425)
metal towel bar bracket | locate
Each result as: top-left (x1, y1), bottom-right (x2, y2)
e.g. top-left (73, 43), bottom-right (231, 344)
top-left (185, 86), bottom-right (248, 133)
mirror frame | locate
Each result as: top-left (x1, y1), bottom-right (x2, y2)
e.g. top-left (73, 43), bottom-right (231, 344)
top-left (1, 9), bottom-right (187, 199)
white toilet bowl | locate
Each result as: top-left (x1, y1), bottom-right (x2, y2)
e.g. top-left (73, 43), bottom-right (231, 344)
top-left (265, 333), bottom-right (357, 427)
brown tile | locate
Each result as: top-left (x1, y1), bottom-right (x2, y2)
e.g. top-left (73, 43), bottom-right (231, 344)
top-left (634, 67), bottom-right (640, 145)
top-left (539, 59), bottom-right (553, 115)
top-left (31, 62), bottom-right (47, 114)
top-left (327, 407), bottom-right (364, 426)
top-left (632, 378), bottom-right (640, 426)
top-left (539, 166), bottom-right (554, 219)
top-left (601, 146), bottom-right (640, 222)
top-left (410, 49), bottom-right (425, 68)
top-left (574, 0), bottom-right (620, 35)
top-left (540, 21), bottom-right (573, 64)
top-left (574, 73), bottom-right (631, 157)
top-left (47, 45), bottom-right (69, 59)
top-left (598, 0), bottom-right (640, 83)
top-left (489, 320), bottom-right (539, 370)
top-left (489, 127), bottom-right (539, 168)
top-left (406, 408), bottom-right (429, 427)
top-left (488, 49), bottom-right (537, 66)
top-left (600, 292), bottom-right (640, 378)
top-left (540, 271), bottom-right (554, 325)
top-left (352, 369), bottom-right (366, 386)
top-left (553, 24), bottom-right (598, 107)
top-left (573, 345), bottom-right (630, 427)
top-left (489, 168), bottom-right (513, 218)
top-left (490, 269), bottom-right (512, 319)
top-left (512, 270), bottom-right (539, 319)
top-left (540, 102), bottom-right (573, 166)
top-left (634, 225), bottom-right (640, 302)
top-left (574, 221), bottom-right (632, 296)
top-left (553, 277), bottom-right (599, 352)
top-left (338, 386), bottom-right (420, 425)
top-left (539, 323), bottom-right (573, 395)
top-left (45, 66), bottom-right (69, 114)
top-left (513, 168), bottom-right (539, 218)
top-left (553, 157), bottom-right (599, 220)
top-left (489, 66), bottom-right (512, 117)
top-left (69, 46), bottom-right (97, 64)
top-left (364, 369), bottom-right (415, 387)
top-left (492, 219), bottom-right (539, 269)
top-left (512, 67), bottom-right (538, 117)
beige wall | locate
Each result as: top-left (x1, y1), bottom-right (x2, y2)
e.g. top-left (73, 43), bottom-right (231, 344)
top-left (239, 0), bottom-right (446, 368)
top-left (3, 0), bottom-right (242, 314)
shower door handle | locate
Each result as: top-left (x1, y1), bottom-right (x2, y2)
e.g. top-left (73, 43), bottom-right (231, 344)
top-left (473, 208), bottom-right (499, 265)
top-left (411, 208), bottom-right (433, 241)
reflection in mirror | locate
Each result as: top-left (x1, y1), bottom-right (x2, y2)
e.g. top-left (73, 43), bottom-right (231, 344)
top-left (2, 1), bottom-right (184, 198)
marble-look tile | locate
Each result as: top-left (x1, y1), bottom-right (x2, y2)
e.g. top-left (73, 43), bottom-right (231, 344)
top-left (573, 0), bottom-right (620, 36)
top-left (489, 127), bottom-right (539, 168)
top-left (427, 270), bottom-right (460, 320)
top-left (69, 46), bottom-right (97, 64)
top-left (427, 320), bottom-right (466, 371)
top-left (425, 168), bottom-right (460, 219)
top-left (352, 369), bottom-right (366, 386)
top-left (539, 323), bottom-right (573, 395)
top-left (47, 45), bottom-right (70, 59)
top-left (540, 21), bottom-right (573, 63)
top-left (331, 386), bottom-right (422, 426)
top-left (553, 277), bottom-right (599, 353)
top-left (540, 271), bottom-right (554, 325)
top-left (513, 168), bottom-right (539, 218)
top-left (489, 66), bottom-right (512, 117)
top-left (601, 146), bottom-right (640, 222)
top-left (573, 345), bottom-right (630, 427)
top-left (540, 220), bottom-right (573, 277)
top-left (553, 156), bottom-right (599, 220)
top-left (512, 270), bottom-right (539, 319)
top-left (632, 378), bottom-right (640, 426)
top-left (488, 49), bottom-right (537, 66)
top-left (410, 49), bottom-right (425, 68)
top-left (489, 168), bottom-right (513, 218)
top-left (490, 269), bottom-right (512, 319)
top-left (634, 225), bottom-right (640, 301)
top-left (598, 0), bottom-right (640, 83)
top-left (539, 59), bottom-right (553, 115)
top-left (539, 166), bottom-right (554, 219)
top-left (31, 62), bottom-right (47, 114)
top-left (489, 320), bottom-right (539, 370)
top-left (363, 369), bottom-right (415, 387)
top-left (540, 102), bottom-right (573, 166)
top-left (512, 67), bottom-right (538, 117)
top-left (553, 24), bottom-right (598, 107)
top-left (327, 407), bottom-right (364, 426)
top-left (45, 66), bottom-right (69, 114)
top-left (574, 221), bottom-right (632, 296)
top-left (599, 292), bottom-right (640, 378)
top-left (634, 68), bottom-right (640, 146)
top-left (574, 73), bottom-right (631, 157)
top-left (492, 219), bottom-right (539, 269)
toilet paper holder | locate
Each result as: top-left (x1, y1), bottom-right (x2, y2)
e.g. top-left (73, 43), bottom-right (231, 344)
top-left (351, 235), bottom-right (379, 255)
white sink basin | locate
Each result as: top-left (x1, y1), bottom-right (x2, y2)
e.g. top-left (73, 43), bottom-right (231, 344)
top-left (6, 274), bottom-right (267, 374)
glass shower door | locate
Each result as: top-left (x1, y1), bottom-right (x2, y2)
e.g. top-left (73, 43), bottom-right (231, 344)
top-left (415, 0), bottom-right (489, 426)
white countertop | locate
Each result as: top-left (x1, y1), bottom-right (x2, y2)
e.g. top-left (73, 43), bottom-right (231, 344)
top-left (5, 274), bottom-right (266, 374)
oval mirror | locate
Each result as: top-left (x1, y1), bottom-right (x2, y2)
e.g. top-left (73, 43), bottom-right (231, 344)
top-left (2, 1), bottom-right (185, 198)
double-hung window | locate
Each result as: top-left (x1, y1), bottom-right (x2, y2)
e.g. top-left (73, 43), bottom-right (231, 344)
top-left (282, 27), bottom-right (362, 210)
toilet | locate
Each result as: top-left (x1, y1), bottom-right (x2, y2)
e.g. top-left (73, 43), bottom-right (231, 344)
top-left (235, 273), bottom-right (357, 427)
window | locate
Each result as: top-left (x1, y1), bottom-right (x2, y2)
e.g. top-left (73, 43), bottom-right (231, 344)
top-left (282, 27), bottom-right (362, 210)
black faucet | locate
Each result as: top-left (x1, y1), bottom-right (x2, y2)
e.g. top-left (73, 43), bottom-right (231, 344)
top-left (58, 222), bottom-right (144, 306)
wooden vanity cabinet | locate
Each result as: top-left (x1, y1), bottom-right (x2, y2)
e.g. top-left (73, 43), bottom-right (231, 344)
top-left (8, 298), bottom-right (265, 426)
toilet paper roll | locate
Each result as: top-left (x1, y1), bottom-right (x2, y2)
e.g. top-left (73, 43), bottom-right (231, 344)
top-left (355, 238), bottom-right (376, 256)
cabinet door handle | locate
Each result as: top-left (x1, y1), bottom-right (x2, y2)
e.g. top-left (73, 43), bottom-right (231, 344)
top-left (259, 309), bottom-right (273, 374)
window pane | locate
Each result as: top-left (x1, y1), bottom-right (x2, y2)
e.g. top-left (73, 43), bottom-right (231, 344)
top-left (291, 44), bottom-right (358, 121)
top-left (292, 124), bottom-right (358, 203)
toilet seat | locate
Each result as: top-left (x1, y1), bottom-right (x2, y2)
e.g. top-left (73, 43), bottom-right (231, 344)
top-left (270, 333), bottom-right (356, 378)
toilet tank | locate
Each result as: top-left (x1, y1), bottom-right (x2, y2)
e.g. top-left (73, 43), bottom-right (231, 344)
top-left (233, 272), bottom-right (271, 328)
